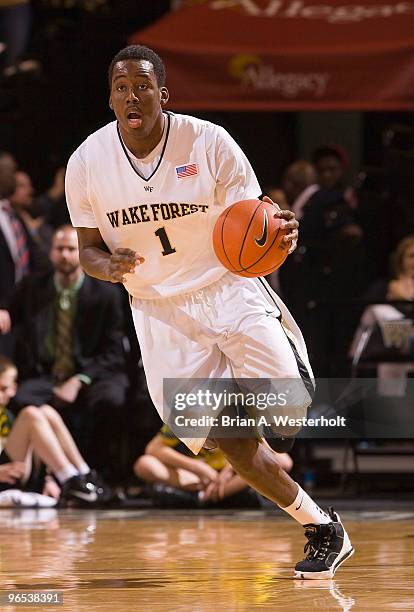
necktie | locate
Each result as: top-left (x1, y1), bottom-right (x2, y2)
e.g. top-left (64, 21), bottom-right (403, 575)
top-left (4, 203), bottom-right (30, 281)
top-left (52, 289), bottom-right (75, 381)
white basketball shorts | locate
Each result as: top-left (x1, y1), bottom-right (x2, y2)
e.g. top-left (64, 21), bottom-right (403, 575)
top-left (130, 272), bottom-right (314, 454)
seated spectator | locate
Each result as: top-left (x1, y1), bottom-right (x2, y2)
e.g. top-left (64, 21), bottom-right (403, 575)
top-left (0, 151), bottom-right (49, 358)
top-left (0, 151), bottom-right (48, 306)
top-left (364, 235), bottom-right (414, 305)
top-left (0, 225), bottom-right (129, 471)
top-left (134, 424), bottom-right (292, 507)
top-left (279, 155), bottom-right (362, 293)
top-left (350, 236), bottom-right (414, 395)
top-left (280, 151), bottom-right (367, 375)
top-left (9, 170), bottom-right (53, 253)
top-left (312, 144), bottom-right (357, 210)
top-left (30, 166), bottom-right (71, 230)
top-left (0, 354), bottom-right (107, 505)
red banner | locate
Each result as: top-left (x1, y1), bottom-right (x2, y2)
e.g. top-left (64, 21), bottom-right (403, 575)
top-left (129, 0), bottom-right (414, 110)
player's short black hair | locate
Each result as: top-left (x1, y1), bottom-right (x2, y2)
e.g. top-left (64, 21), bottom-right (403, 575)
top-left (108, 45), bottom-right (166, 89)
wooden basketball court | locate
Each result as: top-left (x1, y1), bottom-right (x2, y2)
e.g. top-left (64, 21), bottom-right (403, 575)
top-left (1, 508), bottom-right (413, 610)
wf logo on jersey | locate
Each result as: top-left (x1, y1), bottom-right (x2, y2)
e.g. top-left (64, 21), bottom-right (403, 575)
top-left (176, 164), bottom-right (198, 179)
top-left (106, 202), bottom-right (209, 228)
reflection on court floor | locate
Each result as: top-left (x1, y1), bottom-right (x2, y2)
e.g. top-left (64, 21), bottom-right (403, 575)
top-left (0, 508), bottom-right (413, 611)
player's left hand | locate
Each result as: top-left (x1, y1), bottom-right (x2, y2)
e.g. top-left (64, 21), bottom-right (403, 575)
top-left (262, 196), bottom-right (299, 254)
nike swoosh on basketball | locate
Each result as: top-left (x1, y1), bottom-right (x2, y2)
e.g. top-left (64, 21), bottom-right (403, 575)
top-left (255, 209), bottom-right (268, 247)
top-left (295, 494), bottom-right (304, 511)
top-left (71, 490), bottom-right (98, 503)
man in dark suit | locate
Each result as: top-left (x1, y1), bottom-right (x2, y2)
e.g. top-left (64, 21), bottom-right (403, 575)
top-left (0, 151), bottom-right (47, 306)
top-left (0, 225), bottom-right (129, 469)
top-left (0, 150), bottom-right (50, 358)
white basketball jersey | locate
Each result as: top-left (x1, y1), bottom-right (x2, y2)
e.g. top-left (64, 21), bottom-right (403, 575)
top-left (65, 112), bottom-right (261, 299)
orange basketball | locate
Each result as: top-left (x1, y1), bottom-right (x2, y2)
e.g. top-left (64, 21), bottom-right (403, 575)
top-left (213, 199), bottom-right (290, 277)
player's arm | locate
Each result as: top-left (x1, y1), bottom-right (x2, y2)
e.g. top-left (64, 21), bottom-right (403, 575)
top-left (76, 227), bottom-right (144, 284)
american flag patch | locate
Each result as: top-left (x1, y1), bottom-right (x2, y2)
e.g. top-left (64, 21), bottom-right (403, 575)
top-left (176, 163), bottom-right (198, 179)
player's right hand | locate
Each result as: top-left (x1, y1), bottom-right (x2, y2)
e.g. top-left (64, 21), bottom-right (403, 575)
top-left (107, 248), bottom-right (145, 283)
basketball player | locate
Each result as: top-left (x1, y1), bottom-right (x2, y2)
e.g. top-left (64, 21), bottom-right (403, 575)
top-left (65, 45), bottom-right (354, 578)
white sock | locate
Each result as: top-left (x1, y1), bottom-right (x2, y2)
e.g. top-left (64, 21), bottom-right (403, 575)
top-left (77, 462), bottom-right (90, 476)
top-left (55, 463), bottom-right (79, 484)
top-left (279, 483), bottom-right (331, 525)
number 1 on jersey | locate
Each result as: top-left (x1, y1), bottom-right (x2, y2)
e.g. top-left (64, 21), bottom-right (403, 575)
top-left (155, 227), bottom-right (176, 256)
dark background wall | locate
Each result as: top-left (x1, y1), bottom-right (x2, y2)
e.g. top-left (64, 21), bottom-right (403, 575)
top-left (1, 1), bottom-right (414, 193)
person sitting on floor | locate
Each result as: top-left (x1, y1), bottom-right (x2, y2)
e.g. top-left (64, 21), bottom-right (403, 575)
top-left (0, 354), bottom-right (108, 506)
top-left (134, 424), bottom-right (293, 507)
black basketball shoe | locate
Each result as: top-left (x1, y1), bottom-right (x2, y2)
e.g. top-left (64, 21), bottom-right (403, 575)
top-left (84, 470), bottom-right (115, 504)
top-left (294, 507), bottom-right (354, 579)
top-left (151, 484), bottom-right (200, 509)
top-left (60, 475), bottom-right (101, 505)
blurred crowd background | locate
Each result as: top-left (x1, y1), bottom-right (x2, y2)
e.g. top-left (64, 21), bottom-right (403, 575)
top-left (1, 0), bottom-right (414, 507)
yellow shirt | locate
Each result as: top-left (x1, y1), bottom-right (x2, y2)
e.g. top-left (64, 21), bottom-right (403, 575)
top-left (159, 424), bottom-right (227, 471)
top-left (0, 406), bottom-right (14, 453)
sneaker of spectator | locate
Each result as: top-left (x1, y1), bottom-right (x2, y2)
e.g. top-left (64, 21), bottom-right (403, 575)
top-left (0, 488), bottom-right (57, 507)
top-left (150, 483), bottom-right (200, 509)
top-left (60, 473), bottom-right (104, 506)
